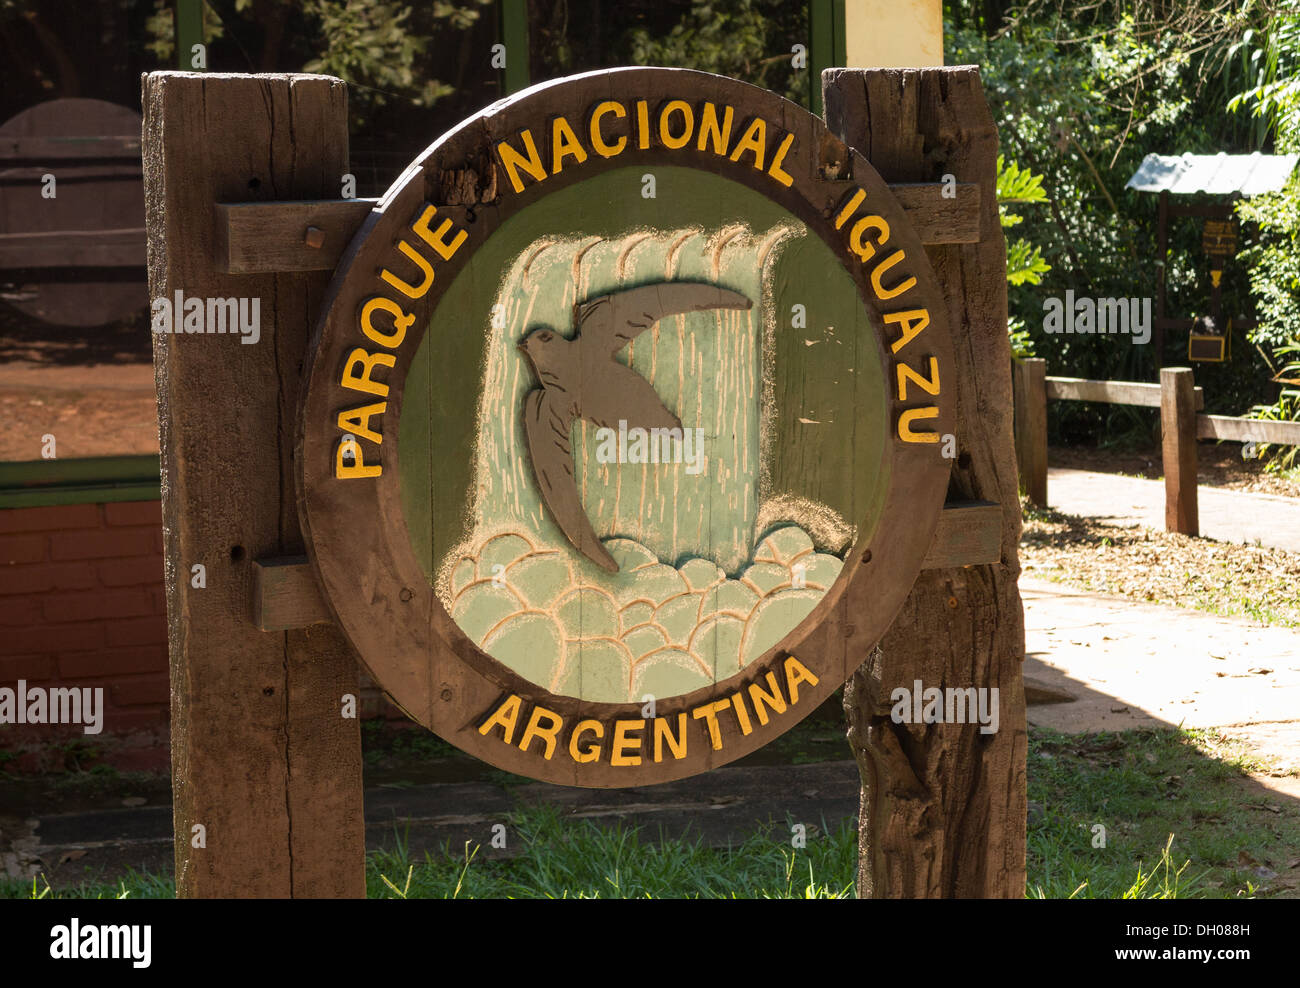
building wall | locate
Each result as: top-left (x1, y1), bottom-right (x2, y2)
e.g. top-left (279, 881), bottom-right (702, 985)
top-left (0, 500), bottom-right (169, 739)
top-left (1, 498), bottom-right (402, 757)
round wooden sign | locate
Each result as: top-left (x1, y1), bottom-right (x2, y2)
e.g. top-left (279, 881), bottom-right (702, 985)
top-left (299, 68), bottom-right (955, 787)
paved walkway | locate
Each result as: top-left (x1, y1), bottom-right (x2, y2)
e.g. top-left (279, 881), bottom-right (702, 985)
top-left (1047, 466), bottom-right (1300, 552)
top-left (1023, 578), bottom-right (1300, 734)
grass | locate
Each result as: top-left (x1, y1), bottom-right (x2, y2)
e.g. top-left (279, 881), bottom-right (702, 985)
top-left (1027, 727), bottom-right (1295, 899)
top-left (3, 727), bottom-right (1292, 899)
top-left (366, 808), bottom-right (856, 899)
top-left (1, 809), bottom-right (857, 900)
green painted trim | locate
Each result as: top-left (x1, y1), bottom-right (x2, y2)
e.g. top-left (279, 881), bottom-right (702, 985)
top-left (832, 0), bottom-right (847, 66)
top-left (0, 455), bottom-right (162, 509)
top-left (809, 0), bottom-right (846, 118)
top-left (175, 0), bottom-right (205, 71)
top-left (500, 0), bottom-right (531, 95)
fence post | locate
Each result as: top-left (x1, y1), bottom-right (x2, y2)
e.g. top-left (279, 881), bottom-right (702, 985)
top-left (1160, 366), bottom-right (1199, 536)
top-left (143, 72), bottom-right (366, 897)
top-left (1013, 357), bottom-right (1048, 507)
top-left (825, 66), bottom-right (1026, 899)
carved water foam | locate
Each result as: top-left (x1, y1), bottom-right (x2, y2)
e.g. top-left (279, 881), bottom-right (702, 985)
top-left (447, 526), bottom-right (842, 703)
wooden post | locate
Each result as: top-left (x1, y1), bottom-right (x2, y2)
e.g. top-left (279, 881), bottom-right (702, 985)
top-left (143, 72), bottom-right (366, 897)
top-left (824, 67), bottom-right (1027, 898)
top-left (1160, 366), bottom-right (1199, 536)
top-left (1013, 357), bottom-right (1048, 507)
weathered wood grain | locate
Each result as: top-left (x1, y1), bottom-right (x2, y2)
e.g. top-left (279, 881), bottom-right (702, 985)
top-left (825, 65), bottom-right (1027, 899)
top-left (143, 71), bottom-right (364, 898)
top-left (214, 198), bottom-right (377, 273)
top-left (0, 228), bottom-right (145, 268)
top-left (0, 98), bottom-right (146, 325)
top-left (252, 555), bottom-right (332, 631)
top-left (885, 182), bottom-right (981, 243)
top-left (1013, 358), bottom-right (1048, 507)
top-left (1161, 367), bottom-right (1199, 536)
top-left (1196, 414), bottom-right (1300, 446)
top-left (215, 181), bottom-right (975, 275)
top-left (0, 134), bottom-right (141, 159)
top-left (921, 502), bottom-right (1002, 569)
top-left (1047, 375), bottom-right (1204, 410)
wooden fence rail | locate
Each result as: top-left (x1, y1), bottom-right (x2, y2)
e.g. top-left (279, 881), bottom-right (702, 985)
top-left (1013, 356), bottom-right (1300, 536)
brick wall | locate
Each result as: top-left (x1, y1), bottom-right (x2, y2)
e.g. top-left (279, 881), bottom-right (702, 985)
top-left (0, 500), bottom-right (169, 740)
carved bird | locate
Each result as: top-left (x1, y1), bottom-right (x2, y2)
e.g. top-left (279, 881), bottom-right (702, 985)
top-left (517, 282), bottom-right (752, 572)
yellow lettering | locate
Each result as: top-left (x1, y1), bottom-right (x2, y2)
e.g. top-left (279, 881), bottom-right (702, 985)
top-left (897, 357), bottom-right (941, 402)
top-left (497, 130), bottom-right (547, 194)
top-left (731, 692), bottom-right (753, 736)
top-left (884, 309), bottom-right (930, 354)
top-left (635, 100), bottom-right (650, 149)
top-left (899, 407), bottom-right (940, 443)
top-left (783, 656), bottom-right (819, 705)
top-left (569, 719), bottom-right (604, 763)
top-left (653, 713), bottom-right (688, 762)
top-left (834, 188), bottom-right (867, 230)
top-left (697, 102), bottom-right (734, 155)
top-left (478, 694), bottom-right (522, 745)
top-left (551, 115), bottom-right (588, 173)
top-left (336, 402), bottom-right (386, 446)
top-left (849, 214), bottom-right (890, 264)
top-left (589, 101), bottom-right (627, 157)
top-left (659, 99), bottom-right (694, 150)
top-left (412, 204), bottom-right (466, 261)
top-left (692, 700), bottom-right (731, 750)
top-left (767, 132), bottom-right (795, 187)
top-left (747, 672), bottom-right (787, 726)
top-left (728, 117), bottom-right (767, 170)
top-left (611, 719), bottom-right (645, 766)
top-left (380, 241), bottom-right (435, 300)
top-left (360, 296), bottom-right (414, 348)
top-left (335, 435), bottom-right (381, 479)
top-left (870, 249), bottom-right (917, 301)
top-left (340, 348), bottom-right (394, 398)
top-left (518, 704), bottom-right (564, 760)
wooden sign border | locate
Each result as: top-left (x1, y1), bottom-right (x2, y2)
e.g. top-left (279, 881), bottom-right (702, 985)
top-left (297, 67), bottom-right (957, 788)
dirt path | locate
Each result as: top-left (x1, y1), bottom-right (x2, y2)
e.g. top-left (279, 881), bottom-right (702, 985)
top-left (0, 361), bottom-right (157, 460)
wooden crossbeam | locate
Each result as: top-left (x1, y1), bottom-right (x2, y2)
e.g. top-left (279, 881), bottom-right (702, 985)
top-left (215, 198), bottom-right (377, 274)
top-left (253, 500), bottom-right (1003, 632)
top-left (216, 182), bottom-right (978, 275)
top-left (0, 135), bottom-right (142, 160)
top-left (0, 228), bottom-right (146, 269)
top-left (1196, 413), bottom-right (1300, 446)
top-left (1046, 375), bottom-right (1205, 411)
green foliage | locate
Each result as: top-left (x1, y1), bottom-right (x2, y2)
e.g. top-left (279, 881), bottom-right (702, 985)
top-left (950, 3), bottom-right (1287, 444)
top-left (1236, 183), bottom-right (1300, 352)
top-left (1226, 0), bottom-right (1300, 150)
top-left (141, 0), bottom-right (490, 136)
top-left (621, 0), bottom-right (809, 106)
top-left (533, 0), bottom-right (808, 108)
top-left (997, 155), bottom-right (1049, 356)
top-left (1249, 344), bottom-right (1300, 472)
top-left (303, 1), bottom-right (448, 108)
top-left (1230, 0), bottom-right (1300, 468)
